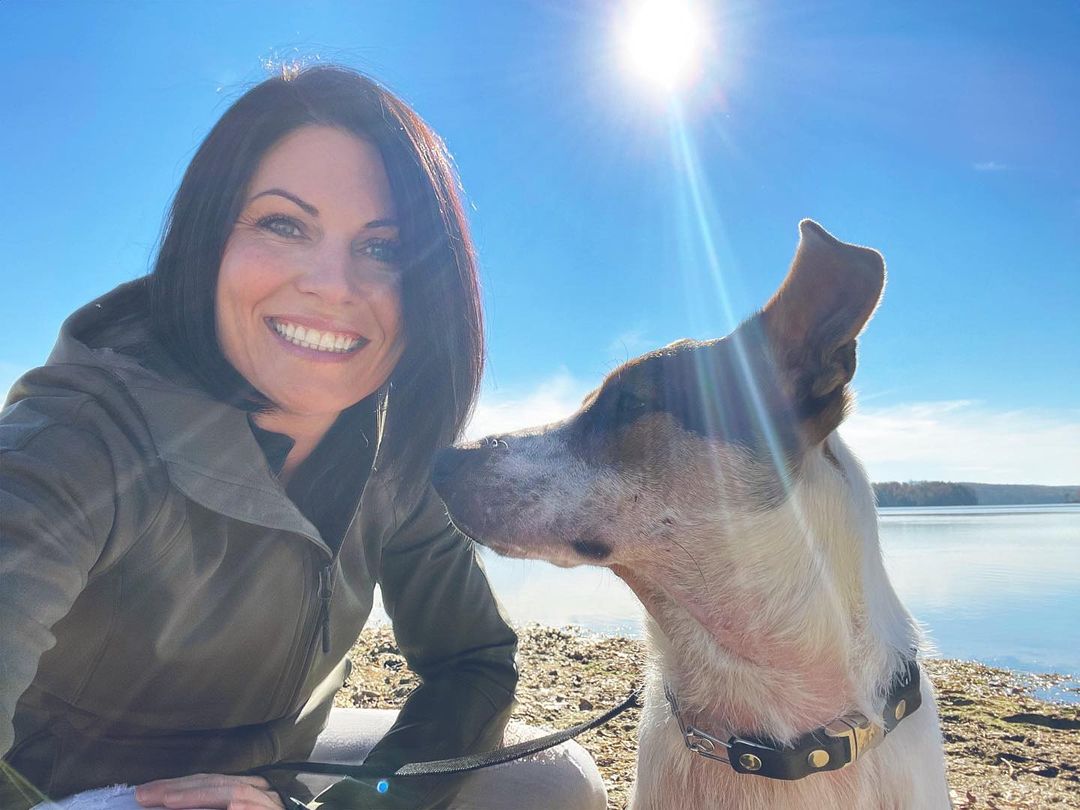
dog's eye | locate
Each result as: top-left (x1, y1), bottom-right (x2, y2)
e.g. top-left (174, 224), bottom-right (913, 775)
top-left (614, 391), bottom-right (649, 417)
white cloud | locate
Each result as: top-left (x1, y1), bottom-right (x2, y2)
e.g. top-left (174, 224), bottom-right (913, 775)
top-left (464, 369), bottom-right (592, 440)
top-left (842, 401), bottom-right (1080, 485)
top-left (467, 376), bottom-right (1079, 485)
top-left (973, 161), bottom-right (1009, 172)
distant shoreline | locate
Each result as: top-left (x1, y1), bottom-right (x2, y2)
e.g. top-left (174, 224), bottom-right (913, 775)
top-left (873, 480), bottom-right (1079, 507)
top-left (877, 502), bottom-right (1079, 509)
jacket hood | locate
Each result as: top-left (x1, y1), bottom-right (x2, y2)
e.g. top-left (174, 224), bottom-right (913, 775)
top-left (46, 279), bottom-right (329, 548)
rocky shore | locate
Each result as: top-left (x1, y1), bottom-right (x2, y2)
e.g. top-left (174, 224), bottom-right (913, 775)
top-left (338, 625), bottom-right (1080, 809)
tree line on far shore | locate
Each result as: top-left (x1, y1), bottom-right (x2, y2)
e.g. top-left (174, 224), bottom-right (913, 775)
top-left (872, 481), bottom-right (1080, 507)
top-left (874, 481), bottom-right (977, 507)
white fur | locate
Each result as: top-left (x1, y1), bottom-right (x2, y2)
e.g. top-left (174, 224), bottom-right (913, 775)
top-left (623, 434), bottom-right (950, 808)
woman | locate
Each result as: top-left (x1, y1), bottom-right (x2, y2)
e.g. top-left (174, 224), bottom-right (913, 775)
top-left (0, 67), bottom-right (605, 810)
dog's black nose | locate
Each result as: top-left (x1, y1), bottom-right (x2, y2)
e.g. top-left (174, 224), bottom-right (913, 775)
top-left (432, 446), bottom-right (470, 492)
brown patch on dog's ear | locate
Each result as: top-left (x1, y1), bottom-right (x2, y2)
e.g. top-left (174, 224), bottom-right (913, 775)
top-left (757, 219), bottom-right (886, 446)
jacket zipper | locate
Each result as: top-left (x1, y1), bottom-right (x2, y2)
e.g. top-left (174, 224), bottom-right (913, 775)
top-left (284, 488), bottom-right (363, 711)
top-left (284, 555), bottom-right (337, 711)
top-left (318, 562), bottom-right (335, 654)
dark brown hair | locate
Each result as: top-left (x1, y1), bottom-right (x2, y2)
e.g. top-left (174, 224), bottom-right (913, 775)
top-left (148, 65), bottom-right (483, 488)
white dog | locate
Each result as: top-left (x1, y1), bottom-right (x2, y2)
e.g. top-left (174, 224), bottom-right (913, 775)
top-left (432, 221), bottom-right (951, 808)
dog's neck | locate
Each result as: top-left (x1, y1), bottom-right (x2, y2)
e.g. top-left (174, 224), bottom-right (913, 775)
top-left (616, 437), bottom-right (918, 743)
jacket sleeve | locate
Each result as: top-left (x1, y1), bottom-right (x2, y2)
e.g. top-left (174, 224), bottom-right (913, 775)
top-left (350, 483), bottom-right (518, 809)
top-left (0, 367), bottom-right (163, 757)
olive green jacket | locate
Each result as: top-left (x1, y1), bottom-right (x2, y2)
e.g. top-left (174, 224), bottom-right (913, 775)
top-left (0, 283), bottom-right (518, 808)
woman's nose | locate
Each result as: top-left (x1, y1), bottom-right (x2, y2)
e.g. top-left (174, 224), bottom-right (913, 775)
top-left (294, 244), bottom-right (374, 304)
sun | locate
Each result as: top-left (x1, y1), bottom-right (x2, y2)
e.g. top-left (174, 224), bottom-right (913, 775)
top-left (619, 0), bottom-right (704, 93)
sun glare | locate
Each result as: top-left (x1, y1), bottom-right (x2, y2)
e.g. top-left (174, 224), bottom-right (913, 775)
top-left (619, 0), bottom-right (704, 93)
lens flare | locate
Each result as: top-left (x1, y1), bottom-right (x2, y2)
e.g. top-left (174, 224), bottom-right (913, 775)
top-left (667, 106), bottom-right (799, 503)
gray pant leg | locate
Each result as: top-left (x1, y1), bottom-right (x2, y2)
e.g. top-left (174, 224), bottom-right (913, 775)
top-left (299, 708), bottom-right (607, 810)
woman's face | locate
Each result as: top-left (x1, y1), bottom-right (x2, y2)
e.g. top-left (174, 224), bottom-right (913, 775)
top-left (216, 125), bottom-right (405, 421)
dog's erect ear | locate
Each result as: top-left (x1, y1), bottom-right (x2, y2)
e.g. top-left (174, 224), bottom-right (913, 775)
top-left (757, 219), bottom-right (886, 446)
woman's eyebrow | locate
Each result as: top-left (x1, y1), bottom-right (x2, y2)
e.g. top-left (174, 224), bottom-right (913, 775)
top-left (248, 189), bottom-right (398, 230)
top-left (249, 188), bottom-right (319, 216)
top-left (364, 218), bottom-right (399, 230)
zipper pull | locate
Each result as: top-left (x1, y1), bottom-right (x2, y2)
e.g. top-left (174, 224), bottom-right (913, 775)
top-left (318, 564), bottom-right (334, 654)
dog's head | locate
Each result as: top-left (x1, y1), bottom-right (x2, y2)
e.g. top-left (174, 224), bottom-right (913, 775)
top-left (432, 220), bottom-right (885, 576)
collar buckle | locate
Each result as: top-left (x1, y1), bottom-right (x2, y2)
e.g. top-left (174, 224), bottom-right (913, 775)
top-left (823, 712), bottom-right (885, 765)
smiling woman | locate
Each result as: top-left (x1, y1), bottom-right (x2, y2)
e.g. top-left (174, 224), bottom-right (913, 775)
top-left (0, 66), bottom-right (606, 810)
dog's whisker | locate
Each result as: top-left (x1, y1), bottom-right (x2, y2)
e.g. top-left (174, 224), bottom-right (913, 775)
top-left (666, 534), bottom-right (707, 592)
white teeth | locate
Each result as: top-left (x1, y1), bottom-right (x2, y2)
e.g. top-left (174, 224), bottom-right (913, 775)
top-left (270, 320), bottom-right (363, 353)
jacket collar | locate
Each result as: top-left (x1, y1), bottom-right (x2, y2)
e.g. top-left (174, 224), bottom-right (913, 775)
top-left (47, 280), bottom-right (342, 550)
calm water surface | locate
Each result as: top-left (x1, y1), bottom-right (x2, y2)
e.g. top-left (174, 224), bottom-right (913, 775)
top-left (375, 505), bottom-right (1080, 680)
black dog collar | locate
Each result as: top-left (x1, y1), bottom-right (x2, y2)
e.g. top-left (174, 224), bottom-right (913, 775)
top-left (665, 657), bottom-right (922, 780)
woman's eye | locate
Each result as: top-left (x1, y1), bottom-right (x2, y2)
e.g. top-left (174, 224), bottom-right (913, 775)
top-left (356, 238), bottom-right (402, 265)
top-left (256, 215), bottom-right (304, 239)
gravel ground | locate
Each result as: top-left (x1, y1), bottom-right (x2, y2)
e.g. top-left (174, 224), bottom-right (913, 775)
top-left (337, 625), bottom-right (1080, 809)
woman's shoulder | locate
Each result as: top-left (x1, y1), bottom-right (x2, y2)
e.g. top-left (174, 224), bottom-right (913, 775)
top-left (1, 357), bottom-right (160, 473)
top-left (0, 331), bottom-right (171, 555)
top-left (0, 293), bottom-right (182, 585)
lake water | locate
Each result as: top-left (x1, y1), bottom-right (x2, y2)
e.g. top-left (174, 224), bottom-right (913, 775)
top-left (373, 504), bottom-right (1080, 681)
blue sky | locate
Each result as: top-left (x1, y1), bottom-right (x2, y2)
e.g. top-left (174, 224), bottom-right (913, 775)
top-left (2, 0), bottom-right (1078, 484)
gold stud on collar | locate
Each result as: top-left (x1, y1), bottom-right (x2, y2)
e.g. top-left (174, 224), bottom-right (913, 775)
top-left (738, 753), bottom-right (763, 771)
top-left (807, 749), bottom-right (830, 769)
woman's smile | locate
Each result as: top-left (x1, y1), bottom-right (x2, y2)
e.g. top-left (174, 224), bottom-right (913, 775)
top-left (266, 316), bottom-right (370, 357)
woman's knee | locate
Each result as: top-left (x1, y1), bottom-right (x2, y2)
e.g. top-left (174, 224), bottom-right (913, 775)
top-left (453, 722), bottom-right (607, 810)
top-left (307, 712), bottom-right (608, 809)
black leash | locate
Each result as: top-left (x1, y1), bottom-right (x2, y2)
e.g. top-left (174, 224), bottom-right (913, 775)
top-left (260, 685), bottom-right (643, 781)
